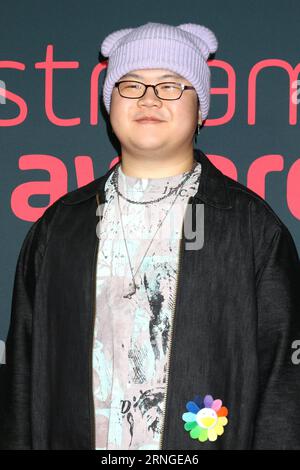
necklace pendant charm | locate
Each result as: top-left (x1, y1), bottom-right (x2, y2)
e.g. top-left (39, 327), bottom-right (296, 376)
top-left (123, 281), bottom-right (136, 299)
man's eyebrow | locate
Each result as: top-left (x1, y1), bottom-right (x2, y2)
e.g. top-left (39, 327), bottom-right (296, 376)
top-left (121, 72), bottom-right (183, 80)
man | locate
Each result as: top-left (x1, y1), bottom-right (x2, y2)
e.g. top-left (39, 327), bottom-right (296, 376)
top-left (0, 22), bottom-right (300, 450)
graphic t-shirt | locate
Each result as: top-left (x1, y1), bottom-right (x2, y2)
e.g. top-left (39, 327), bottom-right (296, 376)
top-left (92, 160), bottom-right (202, 450)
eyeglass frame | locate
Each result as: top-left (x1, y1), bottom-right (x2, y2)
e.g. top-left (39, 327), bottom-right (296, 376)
top-left (114, 80), bottom-right (196, 101)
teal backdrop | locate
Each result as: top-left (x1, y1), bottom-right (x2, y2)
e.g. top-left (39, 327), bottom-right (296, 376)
top-left (1, 0), bottom-right (300, 344)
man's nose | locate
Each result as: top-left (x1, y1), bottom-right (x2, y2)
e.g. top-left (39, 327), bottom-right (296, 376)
top-left (140, 85), bottom-right (160, 101)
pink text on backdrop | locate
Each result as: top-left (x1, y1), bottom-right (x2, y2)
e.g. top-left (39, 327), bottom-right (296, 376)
top-left (10, 153), bottom-right (300, 222)
top-left (1, 46), bottom-right (300, 125)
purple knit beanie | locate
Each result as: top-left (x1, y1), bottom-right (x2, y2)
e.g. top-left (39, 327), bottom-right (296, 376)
top-left (100, 22), bottom-right (218, 120)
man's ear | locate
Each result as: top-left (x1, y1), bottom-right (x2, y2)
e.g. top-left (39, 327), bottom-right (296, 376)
top-left (197, 97), bottom-right (201, 115)
top-left (198, 108), bottom-right (202, 125)
top-left (197, 98), bottom-right (202, 125)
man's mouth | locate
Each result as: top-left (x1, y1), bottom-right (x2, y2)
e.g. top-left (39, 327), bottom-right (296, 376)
top-left (135, 118), bottom-right (164, 124)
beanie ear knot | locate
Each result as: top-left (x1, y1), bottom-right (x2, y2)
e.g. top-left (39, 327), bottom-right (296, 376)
top-left (100, 27), bottom-right (134, 57)
top-left (178, 23), bottom-right (218, 58)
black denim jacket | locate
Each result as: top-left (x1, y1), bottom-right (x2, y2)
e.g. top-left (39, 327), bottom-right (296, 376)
top-left (0, 148), bottom-right (299, 449)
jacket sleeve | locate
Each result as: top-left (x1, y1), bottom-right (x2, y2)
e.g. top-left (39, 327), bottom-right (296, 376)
top-left (252, 224), bottom-right (300, 449)
top-left (0, 216), bottom-right (46, 449)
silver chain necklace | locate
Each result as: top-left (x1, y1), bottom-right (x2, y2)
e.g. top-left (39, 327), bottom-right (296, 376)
top-left (112, 160), bottom-right (197, 298)
top-left (112, 160), bottom-right (197, 205)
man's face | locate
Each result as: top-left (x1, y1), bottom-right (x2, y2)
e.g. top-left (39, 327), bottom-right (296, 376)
top-left (109, 68), bottom-right (199, 153)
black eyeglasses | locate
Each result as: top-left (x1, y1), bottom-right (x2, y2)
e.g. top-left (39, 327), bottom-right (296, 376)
top-left (114, 80), bottom-right (196, 101)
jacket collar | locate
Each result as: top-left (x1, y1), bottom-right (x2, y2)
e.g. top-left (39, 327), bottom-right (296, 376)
top-left (61, 148), bottom-right (232, 209)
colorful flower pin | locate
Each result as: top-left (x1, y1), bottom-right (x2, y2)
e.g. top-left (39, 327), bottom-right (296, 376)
top-left (182, 394), bottom-right (229, 442)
